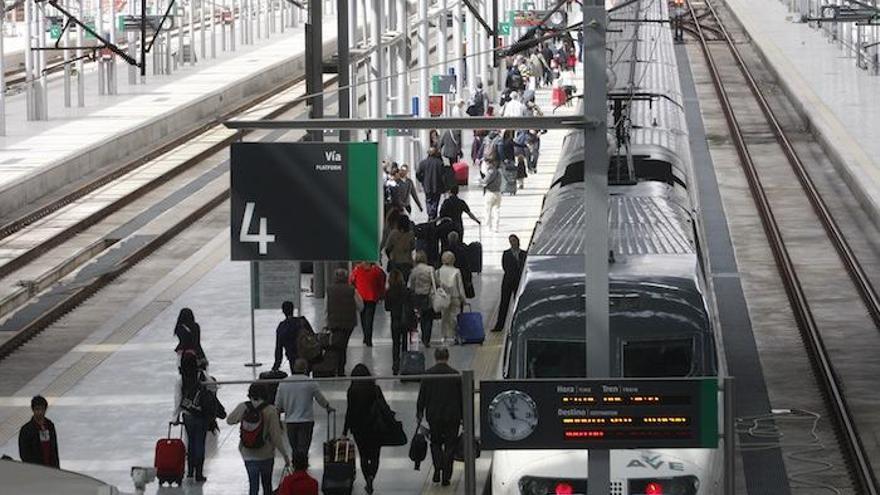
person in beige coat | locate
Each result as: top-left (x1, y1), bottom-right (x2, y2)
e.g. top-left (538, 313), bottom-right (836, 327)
top-left (436, 251), bottom-right (466, 345)
top-left (227, 383), bottom-right (291, 495)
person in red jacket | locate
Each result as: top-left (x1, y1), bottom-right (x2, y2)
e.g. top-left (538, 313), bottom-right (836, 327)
top-left (349, 262), bottom-right (386, 347)
top-left (277, 451), bottom-right (318, 495)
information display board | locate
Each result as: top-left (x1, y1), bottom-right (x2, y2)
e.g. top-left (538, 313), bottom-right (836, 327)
top-left (480, 378), bottom-right (718, 450)
top-left (252, 261), bottom-right (298, 309)
top-left (230, 142), bottom-right (379, 262)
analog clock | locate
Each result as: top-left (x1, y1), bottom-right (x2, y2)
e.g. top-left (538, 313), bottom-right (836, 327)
top-left (488, 390), bottom-right (539, 441)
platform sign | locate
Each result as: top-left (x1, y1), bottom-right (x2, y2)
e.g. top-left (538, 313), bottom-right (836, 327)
top-left (117, 14), bottom-right (173, 33)
top-left (497, 21), bottom-right (511, 36)
top-left (480, 378), bottom-right (719, 450)
top-left (431, 74), bottom-right (457, 94)
top-left (385, 114), bottom-right (413, 137)
top-left (230, 142), bottom-right (380, 262)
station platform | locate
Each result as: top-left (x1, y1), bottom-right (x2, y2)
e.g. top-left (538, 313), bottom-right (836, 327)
top-left (723, 0), bottom-right (880, 226)
top-left (0, 78), bottom-right (573, 494)
top-left (0, 14), bottom-right (337, 215)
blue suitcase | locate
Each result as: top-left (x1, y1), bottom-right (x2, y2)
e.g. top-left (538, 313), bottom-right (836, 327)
top-left (456, 307), bottom-right (485, 344)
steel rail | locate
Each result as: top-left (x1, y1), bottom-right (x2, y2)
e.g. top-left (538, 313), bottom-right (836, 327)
top-left (687, 1), bottom-right (879, 493)
top-left (703, 0), bottom-right (880, 330)
top-left (0, 74), bottom-right (337, 282)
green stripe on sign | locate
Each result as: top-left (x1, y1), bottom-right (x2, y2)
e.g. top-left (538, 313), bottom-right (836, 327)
top-left (699, 378), bottom-right (719, 448)
top-left (347, 143), bottom-right (380, 261)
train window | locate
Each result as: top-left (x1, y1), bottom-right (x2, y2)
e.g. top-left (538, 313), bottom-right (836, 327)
top-left (622, 338), bottom-right (694, 377)
top-left (526, 340), bottom-right (586, 378)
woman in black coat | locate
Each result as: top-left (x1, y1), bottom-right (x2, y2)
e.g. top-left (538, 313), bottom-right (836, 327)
top-left (343, 364), bottom-right (392, 494)
top-left (385, 270), bottom-right (416, 375)
top-left (174, 308), bottom-right (206, 366)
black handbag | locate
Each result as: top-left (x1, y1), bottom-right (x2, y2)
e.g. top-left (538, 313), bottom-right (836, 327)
top-left (453, 433), bottom-right (481, 461)
top-left (372, 398), bottom-right (408, 447)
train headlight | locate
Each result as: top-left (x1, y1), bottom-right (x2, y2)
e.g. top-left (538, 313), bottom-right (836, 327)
top-left (518, 476), bottom-right (585, 495)
top-left (629, 476), bottom-right (699, 495)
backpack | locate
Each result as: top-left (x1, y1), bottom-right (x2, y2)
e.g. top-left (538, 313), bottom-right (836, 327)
top-left (482, 134), bottom-right (501, 162)
top-left (295, 317), bottom-right (322, 361)
top-left (466, 92), bottom-right (484, 116)
top-left (240, 401), bottom-right (269, 449)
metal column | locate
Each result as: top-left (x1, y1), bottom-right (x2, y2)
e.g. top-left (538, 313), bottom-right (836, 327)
top-left (200, 0), bottom-right (207, 60)
top-left (461, 369), bottom-right (477, 495)
top-left (63, 3), bottom-right (71, 106)
top-left (109, 0), bottom-right (118, 93)
top-left (77, 0), bottom-right (85, 106)
top-left (419, 0), bottom-right (429, 154)
top-left (583, 1), bottom-right (609, 495)
top-left (129, 0), bottom-right (138, 84)
top-left (307, 0), bottom-right (325, 298)
top-left (36, 3), bottom-right (47, 119)
top-left (0, 10), bottom-right (5, 135)
top-left (453, 0), bottom-right (463, 94)
top-left (396, 0), bottom-right (409, 164)
top-left (370, 0), bottom-right (385, 156)
top-left (189, 0), bottom-right (196, 63)
top-left (438, 0), bottom-right (448, 75)
top-left (466, 0), bottom-right (476, 91)
top-left (212, 0), bottom-right (217, 57)
top-left (24, 0), bottom-right (35, 120)
top-left (97, 0), bottom-right (106, 94)
top-left (338, 0), bottom-right (351, 142)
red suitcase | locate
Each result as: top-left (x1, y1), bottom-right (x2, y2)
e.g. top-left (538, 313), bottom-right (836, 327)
top-left (453, 161), bottom-right (469, 185)
top-left (155, 422), bottom-right (186, 486)
top-left (552, 86), bottom-right (567, 107)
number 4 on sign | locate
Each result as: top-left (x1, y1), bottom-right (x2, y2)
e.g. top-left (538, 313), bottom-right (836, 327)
top-left (239, 202), bottom-right (276, 255)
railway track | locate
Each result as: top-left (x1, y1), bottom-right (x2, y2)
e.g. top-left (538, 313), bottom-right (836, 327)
top-left (686, 0), bottom-right (880, 493)
top-left (0, 71), bottom-right (337, 360)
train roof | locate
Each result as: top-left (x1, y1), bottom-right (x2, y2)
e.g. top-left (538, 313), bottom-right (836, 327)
top-left (531, 181), bottom-right (695, 258)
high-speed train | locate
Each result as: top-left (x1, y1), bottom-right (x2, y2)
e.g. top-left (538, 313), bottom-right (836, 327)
top-left (490, 1), bottom-right (724, 494)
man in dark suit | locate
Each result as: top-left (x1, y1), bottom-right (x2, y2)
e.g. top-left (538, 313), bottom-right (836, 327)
top-left (492, 234), bottom-right (527, 332)
top-left (416, 348), bottom-right (462, 486)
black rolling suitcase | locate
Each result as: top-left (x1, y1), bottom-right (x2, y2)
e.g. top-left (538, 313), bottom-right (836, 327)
top-left (323, 411), bottom-right (356, 495)
top-left (466, 224), bottom-right (483, 273)
top-left (400, 331), bottom-right (426, 382)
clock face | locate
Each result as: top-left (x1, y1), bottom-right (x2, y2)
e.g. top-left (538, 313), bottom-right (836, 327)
top-left (488, 390), bottom-right (539, 441)
top-left (550, 11), bottom-right (566, 28)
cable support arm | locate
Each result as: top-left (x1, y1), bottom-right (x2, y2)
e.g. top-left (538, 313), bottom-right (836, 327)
top-left (37, 0), bottom-right (139, 66)
top-left (145, 0), bottom-right (176, 54)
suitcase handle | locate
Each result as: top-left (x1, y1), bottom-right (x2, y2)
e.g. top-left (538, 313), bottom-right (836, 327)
top-left (167, 421), bottom-right (183, 439)
top-left (327, 409), bottom-right (337, 441)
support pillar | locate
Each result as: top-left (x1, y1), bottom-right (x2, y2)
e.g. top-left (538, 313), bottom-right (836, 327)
top-left (396, 0), bottom-right (409, 164)
top-left (437, 0), bottom-right (448, 76)
top-left (63, 3), bottom-right (71, 106)
top-left (109, 0), bottom-right (118, 93)
top-left (36, 3), bottom-right (47, 119)
top-left (24, 0), bottom-right (35, 119)
top-left (0, 11), bottom-right (5, 134)
top-left (453, 0), bottom-right (462, 94)
top-left (370, 0), bottom-right (385, 156)
top-left (466, 0), bottom-right (476, 91)
top-left (583, 2), bottom-right (609, 495)
top-left (77, 0), bottom-right (85, 106)
top-left (418, 0), bottom-right (429, 157)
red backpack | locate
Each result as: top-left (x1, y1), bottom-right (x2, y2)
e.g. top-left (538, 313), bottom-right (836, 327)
top-left (240, 402), bottom-right (268, 449)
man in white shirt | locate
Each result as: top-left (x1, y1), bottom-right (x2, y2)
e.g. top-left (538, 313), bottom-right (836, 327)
top-left (275, 359), bottom-right (334, 460)
top-left (501, 91), bottom-right (526, 117)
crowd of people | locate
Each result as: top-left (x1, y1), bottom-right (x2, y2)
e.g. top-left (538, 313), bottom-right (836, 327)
top-left (10, 24), bottom-right (581, 495)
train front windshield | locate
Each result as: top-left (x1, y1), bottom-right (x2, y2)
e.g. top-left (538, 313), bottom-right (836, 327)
top-left (525, 338), bottom-right (695, 378)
